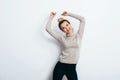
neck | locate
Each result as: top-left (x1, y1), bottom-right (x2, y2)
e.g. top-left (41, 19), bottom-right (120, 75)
top-left (66, 32), bottom-right (74, 37)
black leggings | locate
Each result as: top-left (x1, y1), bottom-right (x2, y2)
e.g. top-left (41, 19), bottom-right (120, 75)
top-left (53, 61), bottom-right (78, 80)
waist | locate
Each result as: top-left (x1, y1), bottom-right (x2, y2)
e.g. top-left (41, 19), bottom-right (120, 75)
top-left (57, 61), bottom-right (77, 67)
top-left (56, 61), bottom-right (77, 70)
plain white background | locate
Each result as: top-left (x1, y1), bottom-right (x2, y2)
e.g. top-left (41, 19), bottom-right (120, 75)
top-left (0, 0), bottom-right (120, 80)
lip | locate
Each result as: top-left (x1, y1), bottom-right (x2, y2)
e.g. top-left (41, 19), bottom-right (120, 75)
top-left (67, 30), bottom-right (70, 32)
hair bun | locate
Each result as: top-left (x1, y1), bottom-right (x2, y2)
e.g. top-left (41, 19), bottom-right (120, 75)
top-left (58, 17), bottom-right (64, 22)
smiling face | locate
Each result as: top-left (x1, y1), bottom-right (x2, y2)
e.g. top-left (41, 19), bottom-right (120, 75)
top-left (60, 21), bottom-right (73, 34)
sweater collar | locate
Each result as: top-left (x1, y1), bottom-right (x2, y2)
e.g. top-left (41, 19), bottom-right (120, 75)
top-left (66, 32), bottom-right (74, 37)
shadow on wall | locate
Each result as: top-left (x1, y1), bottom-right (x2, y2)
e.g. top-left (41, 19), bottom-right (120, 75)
top-left (47, 68), bottom-right (53, 80)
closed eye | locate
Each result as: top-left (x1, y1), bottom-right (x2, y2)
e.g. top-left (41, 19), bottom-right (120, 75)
top-left (62, 27), bottom-right (65, 29)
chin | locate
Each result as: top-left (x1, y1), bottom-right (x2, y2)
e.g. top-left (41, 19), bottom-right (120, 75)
top-left (68, 31), bottom-right (72, 34)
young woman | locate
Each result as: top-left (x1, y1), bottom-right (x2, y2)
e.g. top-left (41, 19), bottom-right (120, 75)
top-left (45, 11), bottom-right (85, 80)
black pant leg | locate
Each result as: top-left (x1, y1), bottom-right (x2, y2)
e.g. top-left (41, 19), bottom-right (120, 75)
top-left (65, 69), bottom-right (78, 80)
top-left (53, 62), bottom-right (65, 80)
top-left (64, 63), bottom-right (78, 80)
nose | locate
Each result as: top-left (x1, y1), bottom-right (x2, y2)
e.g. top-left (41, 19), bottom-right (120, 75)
top-left (66, 26), bottom-right (70, 30)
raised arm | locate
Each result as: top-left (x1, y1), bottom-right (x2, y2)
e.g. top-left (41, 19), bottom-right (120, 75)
top-left (62, 11), bottom-right (85, 39)
top-left (69, 13), bottom-right (85, 39)
top-left (46, 12), bottom-right (64, 41)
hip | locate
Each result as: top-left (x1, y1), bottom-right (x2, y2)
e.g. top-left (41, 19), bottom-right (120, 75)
top-left (54, 61), bottom-right (77, 71)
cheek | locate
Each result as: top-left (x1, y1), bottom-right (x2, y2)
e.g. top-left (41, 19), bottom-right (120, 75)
top-left (70, 26), bottom-right (72, 30)
top-left (68, 26), bottom-right (72, 30)
top-left (63, 29), bottom-right (66, 32)
top-left (68, 25), bottom-right (71, 28)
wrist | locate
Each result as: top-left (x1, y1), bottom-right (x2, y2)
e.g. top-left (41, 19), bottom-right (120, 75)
top-left (50, 16), bottom-right (54, 19)
top-left (68, 12), bottom-right (72, 16)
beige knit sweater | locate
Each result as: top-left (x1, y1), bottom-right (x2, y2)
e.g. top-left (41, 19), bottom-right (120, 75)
top-left (46, 13), bottom-right (85, 64)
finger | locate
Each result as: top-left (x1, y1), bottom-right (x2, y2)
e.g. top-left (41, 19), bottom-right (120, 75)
top-left (61, 12), bottom-right (65, 15)
top-left (63, 11), bottom-right (67, 13)
top-left (53, 13), bottom-right (56, 15)
top-left (52, 12), bottom-right (55, 15)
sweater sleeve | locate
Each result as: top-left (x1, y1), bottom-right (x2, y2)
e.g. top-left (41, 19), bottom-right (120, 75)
top-left (68, 13), bottom-right (85, 39)
top-left (45, 16), bottom-right (64, 41)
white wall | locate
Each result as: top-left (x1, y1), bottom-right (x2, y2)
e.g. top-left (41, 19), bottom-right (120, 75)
top-left (0, 0), bottom-right (120, 80)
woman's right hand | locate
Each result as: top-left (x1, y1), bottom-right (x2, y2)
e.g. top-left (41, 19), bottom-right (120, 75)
top-left (50, 12), bottom-right (56, 18)
top-left (61, 11), bottom-right (69, 16)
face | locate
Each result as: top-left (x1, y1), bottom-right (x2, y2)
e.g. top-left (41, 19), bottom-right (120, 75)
top-left (60, 21), bottom-right (73, 34)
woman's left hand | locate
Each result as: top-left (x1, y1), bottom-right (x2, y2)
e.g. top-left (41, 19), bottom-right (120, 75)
top-left (50, 12), bottom-right (56, 18)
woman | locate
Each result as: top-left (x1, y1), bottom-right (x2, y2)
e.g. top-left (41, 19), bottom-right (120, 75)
top-left (45, 11), bottom-right (85, 80)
